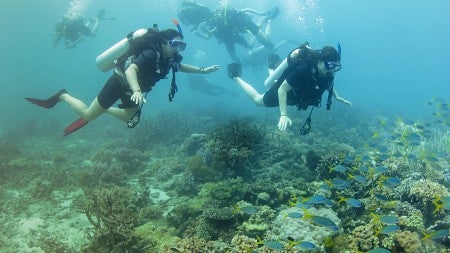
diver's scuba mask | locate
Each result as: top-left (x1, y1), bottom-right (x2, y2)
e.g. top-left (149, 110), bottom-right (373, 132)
top-left (169, 39), bottom-right (187, 52)
top-left (325, 61), bottom-right (342, 72)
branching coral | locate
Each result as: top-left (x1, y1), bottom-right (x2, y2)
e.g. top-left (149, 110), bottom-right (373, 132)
top-left (205, 119), bottom-right (265, 178)
top-left (83, 186), bottom-right (145, 252)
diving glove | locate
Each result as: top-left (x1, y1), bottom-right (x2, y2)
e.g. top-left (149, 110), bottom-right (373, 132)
top-left (227, 62), bottom-right (242, 79)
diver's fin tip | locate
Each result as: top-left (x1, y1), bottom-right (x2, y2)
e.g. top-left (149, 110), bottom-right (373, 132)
top-left (63, 118), bottom-right (88, 136)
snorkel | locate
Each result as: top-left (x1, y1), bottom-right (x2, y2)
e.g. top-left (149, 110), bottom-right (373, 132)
top-left (337, 42), bottom-right (342, 57)
top-left (172, 18), bottom-right (184, 38)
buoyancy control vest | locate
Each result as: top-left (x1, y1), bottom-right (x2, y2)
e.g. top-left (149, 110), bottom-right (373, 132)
top-left (276, 43), bottom-right (334, 110)
top-left (97, 27), bottom-right (183, 101)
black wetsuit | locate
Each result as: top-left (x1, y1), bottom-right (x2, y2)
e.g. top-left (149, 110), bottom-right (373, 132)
top-left (263, 63), bottom-right (334, 109)
top-left (63, 20), bottom-right (93, 42)
top-left (212, 8), bottom-right (260, 61)
top-left (97, 48), bottom-right (177, 109)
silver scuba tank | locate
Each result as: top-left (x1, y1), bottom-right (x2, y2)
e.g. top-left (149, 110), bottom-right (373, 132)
top-left (95, 29), bottom-right (148, 72)
top-left (263, 48), bottom-right (302, 89)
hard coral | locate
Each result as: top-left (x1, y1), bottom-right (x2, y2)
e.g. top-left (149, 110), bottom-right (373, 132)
top-left (348, 223), bottom-right (378, 251)
top-left (230, 235), bottom-right (258, 252)
top-left (409, 179), bottom-right (449, 220)
top-left (162, 236), bottom-right (214, 253)
top-left (83, 186), bottom-right (145, 252)
top-left (395, 230), bottom-right (422, 253)
top-left (205, 119), bottom-right (265, 178)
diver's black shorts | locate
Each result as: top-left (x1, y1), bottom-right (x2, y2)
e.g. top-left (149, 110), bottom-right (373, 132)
top-left (262, 85), bottom-right (279, 107)
top-left (235, 13), bottom-right (259, 34)
top-left (97, 75), bottom-right (135, 109)
top-left (262, 85), bottom-right (299, 107)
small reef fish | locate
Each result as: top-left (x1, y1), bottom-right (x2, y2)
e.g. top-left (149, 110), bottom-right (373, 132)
top-left (432, 196), bottom-right (450, 214)
top-left (302, 208), bottom-right (339, 231)
top-left (302, 195), bottom-right (332, 206)
top-left (382, 177), bottom-right (401, 187)
top-left (287, 212), bottom-right (303, 218)
top-left (297, 241), bottom-right (316, 249)
top-left (234, 204), bottom-right (258, 214)
top-left (422, 228), bottom-right (449, 240)
top-left (337, 196), bottom-right (362, 208)
top-left (329, 164), bottom-right (347, 174)
top-left (263, 240), bottom-right (284, 250)
top-left (375, 166), bottom-right (388, 174)
top-left (286, 236), bottom-right (316, 250)
top-left (310, 216), bottom-right (339, 231)
top-left (379, 224), bottom-right (400, 234)
top-left (380, 215), bottom-right (399, 224)
top-left (326, 178), bottom-right (351, 190)
top-left (367, 248), bottom-right (391, 253)
top-left (256, 235), bottom-right (284, 250)
top-left (347, 173), bottom-right (368, 183)
top-left (372, 193), bottom-right (389, 201)
top-left (406, 132), bottom-right (421, 143)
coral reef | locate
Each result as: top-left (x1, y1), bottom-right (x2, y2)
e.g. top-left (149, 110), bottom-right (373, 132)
top-left (230, 235), bottom-right (258, 252)
top-left (395, 230), bottom-right (422, 253)
top-left (268, 206), bottom-right (341, 250)
top-left (83, 186), bottom-right (145, 252)
top-left (2, 109), bottom-right (449, 252)
top-left (205, 119), bottom-right (266, 178)
top-left (347, 223), bottom-right (379, 251)
top-left (409, 179), bottom-right (449, 223)
top-left (161, 236), bottom-right (215, 253)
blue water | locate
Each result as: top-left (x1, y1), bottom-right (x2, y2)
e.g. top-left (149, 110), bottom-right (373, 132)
top-left (1, 0), bottom-right (448, 129)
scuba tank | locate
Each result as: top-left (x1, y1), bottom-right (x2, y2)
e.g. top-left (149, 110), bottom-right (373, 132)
top-left (264, 57), bottom-right (288, 89)
top-left (263, 43), bottom-right (311, 89)
top-left (95, 29), bottom-right (148, 72)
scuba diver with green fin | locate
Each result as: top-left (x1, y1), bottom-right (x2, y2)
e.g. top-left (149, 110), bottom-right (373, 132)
top-left (227, 43), bottom-right (352, 133)
top-left (26, 20), bottom-right (219, 136)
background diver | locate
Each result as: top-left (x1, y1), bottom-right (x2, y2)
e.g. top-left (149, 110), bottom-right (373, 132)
top-left (53, 9), bottom-right (115, 49)
top-left (178, 1), bottom-right (279, 62)
top-left (187, 75), bottom-right (236, 96)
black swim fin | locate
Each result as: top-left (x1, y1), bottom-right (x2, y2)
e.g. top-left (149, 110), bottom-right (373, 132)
top-left (268, 53), bottom-right (281, 70)
top-left (63, 118), bottom-right (88, 136)
top-left (227, 63), bottom-right (242, 79)
top-left (25, 89), bottom-right (67, 109)
top-left (262, 7), bottom-right (280, 23)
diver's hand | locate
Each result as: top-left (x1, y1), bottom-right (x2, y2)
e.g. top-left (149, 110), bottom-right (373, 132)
top-left (342, 99), bottom-right (352, 106)
top-left (337, 97), bottom-right (352, 106)
top-left (278, 115), bottom-right (292, 131)
top-left (131, 90), bottom-right (146, 105)
top-left (203, 65), bottom-right (220, 74)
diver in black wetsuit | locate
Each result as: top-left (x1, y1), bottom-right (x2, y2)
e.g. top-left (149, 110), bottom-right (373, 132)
top-left (178, 1), bottom-right (279, 62)
top-left (227, 43), bottom-right (352, 132)
top-left (53, 9), bottom-right (114, 49)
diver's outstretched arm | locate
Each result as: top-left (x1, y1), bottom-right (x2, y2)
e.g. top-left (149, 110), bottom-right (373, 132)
top-left (239, 8), bottom-right (266, 16)
top-left (180, 64), bottom-right (220, 74)
top-left (333, 89), bottom-right (352, 106)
